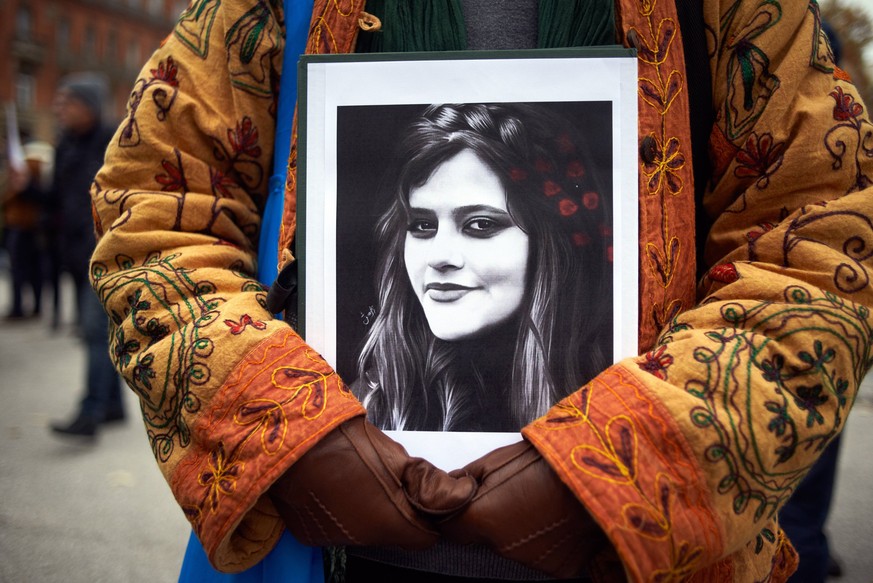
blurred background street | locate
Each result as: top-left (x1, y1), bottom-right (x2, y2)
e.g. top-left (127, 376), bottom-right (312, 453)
top-left (0, 270), bottom-right (189, 582)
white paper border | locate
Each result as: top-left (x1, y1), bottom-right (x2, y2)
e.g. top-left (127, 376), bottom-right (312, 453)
top-left (303, 54), bottom-right (638, 470)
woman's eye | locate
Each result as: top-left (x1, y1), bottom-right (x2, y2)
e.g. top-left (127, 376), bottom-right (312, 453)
top-left (407, 219), bottom-right (437, 237)
top-left (464, 217), bottom-right (502, 236)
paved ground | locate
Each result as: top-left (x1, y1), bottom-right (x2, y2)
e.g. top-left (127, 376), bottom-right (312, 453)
top-left (0, 271), bottom-right (189, 582)
top-left (0, 268), bottom-right (871, 582)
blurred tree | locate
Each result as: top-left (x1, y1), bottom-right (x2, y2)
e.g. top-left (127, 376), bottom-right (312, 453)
top-left (821, 0), bottom-right (873, 106)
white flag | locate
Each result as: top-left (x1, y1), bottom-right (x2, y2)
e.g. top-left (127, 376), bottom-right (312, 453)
top-left (5, 102), bottom-right (27, 174)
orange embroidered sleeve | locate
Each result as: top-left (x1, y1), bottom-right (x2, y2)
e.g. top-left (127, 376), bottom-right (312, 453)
top-left (89, 0), bottom-right (365, 572)
top-left (525, 1), bottom-right (873, 581)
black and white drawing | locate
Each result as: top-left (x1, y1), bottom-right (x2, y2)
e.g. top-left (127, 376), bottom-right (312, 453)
top-left (299, 51), bottom-right (638, 466)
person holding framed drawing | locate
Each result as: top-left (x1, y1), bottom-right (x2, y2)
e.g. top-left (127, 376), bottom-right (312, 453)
top-left (86, 0), bottom-right (873, 581)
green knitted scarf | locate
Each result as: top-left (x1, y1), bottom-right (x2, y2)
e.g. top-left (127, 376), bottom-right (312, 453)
top-left (355, 0), bottom-right (615, 52)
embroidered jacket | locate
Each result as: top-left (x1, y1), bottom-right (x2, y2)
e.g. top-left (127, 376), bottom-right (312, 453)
top-left (89, 0), bottom-right (873, 580)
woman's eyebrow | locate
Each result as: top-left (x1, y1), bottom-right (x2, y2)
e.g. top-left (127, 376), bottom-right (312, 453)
top-left (407, 207), bottom-right (437, 217)
top-left (406, 204), bottom-right (511, 219)
top-left (451, 204), bottom-right (510, 218)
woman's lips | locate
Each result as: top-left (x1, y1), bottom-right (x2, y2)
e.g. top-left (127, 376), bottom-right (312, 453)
top-left (425, 282), bottom-right (478, 302)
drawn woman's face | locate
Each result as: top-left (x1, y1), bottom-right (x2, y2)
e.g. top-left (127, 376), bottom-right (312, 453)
top-left (404, 149), bottom-right (530, 342)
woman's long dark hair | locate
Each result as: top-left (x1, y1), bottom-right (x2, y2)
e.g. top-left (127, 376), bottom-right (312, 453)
top-left (355, 103), bottom-right (612, 431)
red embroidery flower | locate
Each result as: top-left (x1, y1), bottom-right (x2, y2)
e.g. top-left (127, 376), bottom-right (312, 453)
top-left (224, 314), bottom-right (267, 335)
top-left (155, 156), bottom-right (186, 192)
top-left (210, 168), bottom-right (236, 198)
top-left (150, 56), bottom-right (179, 86)
top-left (566, 160), bottom-right (586, 178)
top-left (734, 132), bottom-right (786, 188)
top-left (639, 345), bottom-right (673, 380)
top-left (199, 443), bottom-right (243, 513)
top-left (708, 262), bottom-right (739, 283)
top-left (582, 190), bottom-right (599, 210)
top-left (559, 198), bottom-right (578, 216)
top-left (228, 116), bottom-right (262, 158)
top-left (745, 221), bottom-right (775, 242)
top-left (830, 86), bottom-right (864, 122)
top-left (535, 158), bottom-right (554, 173)
top-left (543, 180), bottom-right (562, 197)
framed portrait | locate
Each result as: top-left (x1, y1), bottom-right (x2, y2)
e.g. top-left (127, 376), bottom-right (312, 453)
top-left (298, 48), bottom-right (638, 470)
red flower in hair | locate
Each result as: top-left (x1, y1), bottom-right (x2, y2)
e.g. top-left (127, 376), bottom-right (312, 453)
top-left (509, 167), bottom-right (528, 182)
top-left (566, 160), bottom-right (586, 178)
top-left (572, 232), bottom-right (591, 247)
top-left (582, 191), bottom-right (599, 210)
top-left (543, 180), bottom-right (562, 197)
top-left (556, 133), bottom-right (576, 154)
top-left (535, 158), bottom-right (554, 173)
top-left (559, 198), bottom-right (578, 216)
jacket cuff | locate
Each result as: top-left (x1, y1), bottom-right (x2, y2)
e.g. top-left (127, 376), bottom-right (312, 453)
top-left (170, 328), bottom-right (366, 572)
top-left (522, 363), bottom-right (723, 582)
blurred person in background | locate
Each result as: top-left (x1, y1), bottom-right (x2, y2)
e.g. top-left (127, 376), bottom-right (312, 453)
top-left (2, 140), bottom-right (53, 321)
top-left (48, 73), bottom-right (125, 439)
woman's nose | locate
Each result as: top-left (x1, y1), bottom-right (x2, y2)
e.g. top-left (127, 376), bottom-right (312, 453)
top-left (426, 229), bottom-right (464, 271)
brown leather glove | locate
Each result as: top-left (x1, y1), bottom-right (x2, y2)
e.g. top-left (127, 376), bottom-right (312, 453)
top-left (269, 415), bottom-right (476, 549)
top-left (439, 440), bottom-right (608, 579)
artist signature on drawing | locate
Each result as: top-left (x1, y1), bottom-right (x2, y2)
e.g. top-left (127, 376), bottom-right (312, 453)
top-left (360, 305), bottom-right (376, 326)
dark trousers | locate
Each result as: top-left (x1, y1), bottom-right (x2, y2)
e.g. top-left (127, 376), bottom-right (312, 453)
top-left (6, 228), bottom-right (43, 316)
top-left (78, 284), bottom-right (124, 420)
top-left (779, 435), bottom-right (843, 583)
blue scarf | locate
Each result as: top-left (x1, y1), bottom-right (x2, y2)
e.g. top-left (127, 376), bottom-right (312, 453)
top-left (178, 0), bottom-right (323, 580)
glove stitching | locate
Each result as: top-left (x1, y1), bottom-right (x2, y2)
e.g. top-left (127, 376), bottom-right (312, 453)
top-left (499, 514), bottom-right (572, 553)
top-left (306, 490), bottom-right (363, 545)
top-left (292, 501), bottom-right (321, 544)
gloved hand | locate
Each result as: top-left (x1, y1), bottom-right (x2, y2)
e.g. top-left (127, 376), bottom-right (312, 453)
top-left (439, 440), bottom-right (608, 579)
top-left (269, 415), bottom-right (476, 549)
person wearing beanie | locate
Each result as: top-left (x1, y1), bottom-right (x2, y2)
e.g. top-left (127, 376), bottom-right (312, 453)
top-left (56, 72), bottom-right (109, 126)
top-left (49, 72), bottom-right (124, 439)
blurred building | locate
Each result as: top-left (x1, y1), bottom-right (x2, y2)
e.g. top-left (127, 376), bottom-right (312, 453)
top-left (1, 0), bottom-right (185, 142)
